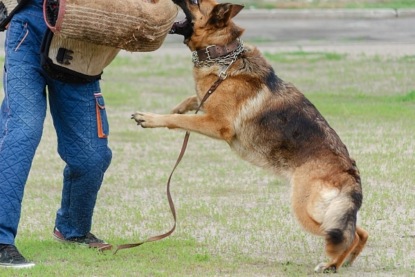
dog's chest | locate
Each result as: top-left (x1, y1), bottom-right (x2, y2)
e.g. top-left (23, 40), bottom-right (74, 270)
top-left (229, 91), bottom-right (276, 169)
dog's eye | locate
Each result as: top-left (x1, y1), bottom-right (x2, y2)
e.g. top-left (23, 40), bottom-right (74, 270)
top-left (190, 0), bottom-right (199, 5)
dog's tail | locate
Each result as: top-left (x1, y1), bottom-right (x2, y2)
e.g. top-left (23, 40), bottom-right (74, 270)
top-left (321, 178), bottom-right (363, 257)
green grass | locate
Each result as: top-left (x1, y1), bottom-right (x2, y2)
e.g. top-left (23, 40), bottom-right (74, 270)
top-left (1, 49), bottom-right (414, 276)
top-left (346, 0), bottom-right (415, 9)
top-left (264, 51), bottom-right (346, 63)
top-left (231, 0), bottom-right (415, 9)
top-left (399, 89), bottom-right (415, 102)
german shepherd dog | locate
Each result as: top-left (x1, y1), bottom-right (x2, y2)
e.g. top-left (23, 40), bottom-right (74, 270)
top-left (132, 0), bottom-right (368, 272)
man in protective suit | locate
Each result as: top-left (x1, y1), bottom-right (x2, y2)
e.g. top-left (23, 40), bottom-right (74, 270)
top-left (0, 0), bottom-right (112, 268)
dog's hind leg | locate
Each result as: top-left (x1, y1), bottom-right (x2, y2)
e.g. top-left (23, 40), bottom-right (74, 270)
top-left (313, 187), bottom-right (366, 273)
top-left (291, 169), bottom-right (367, 273)
top-left (291, 179), bottom-right (326, 237)
top-left (291, 180), bottom-right (352, 273)
top-left (343, 226), bottom-right (369, 267)
top-left (314, 228), bottom-right (360, 273)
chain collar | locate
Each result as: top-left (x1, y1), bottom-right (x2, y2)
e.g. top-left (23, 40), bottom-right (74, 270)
top-left (192, 39), bottom-right (245, 68)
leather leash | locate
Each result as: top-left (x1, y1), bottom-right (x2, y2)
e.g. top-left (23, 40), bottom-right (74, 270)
top-left (113, 74), bottom-right (227, 254)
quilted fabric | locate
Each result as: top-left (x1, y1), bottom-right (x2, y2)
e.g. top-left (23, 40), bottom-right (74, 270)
top-left (0, 0), bottom-right (112, 244)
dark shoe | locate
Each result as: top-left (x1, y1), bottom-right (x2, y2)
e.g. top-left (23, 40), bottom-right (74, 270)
top-left (53, 228), bottom-right (112, 250)
top-left (0, 244), bottom-right (35, 268)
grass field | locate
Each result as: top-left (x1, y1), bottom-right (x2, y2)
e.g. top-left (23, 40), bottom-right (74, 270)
top-left (1, 47), bottom-right (414, 276)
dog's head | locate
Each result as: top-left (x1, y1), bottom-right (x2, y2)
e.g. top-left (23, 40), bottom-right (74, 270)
top-left (170, 0), bottom-right (244, 51)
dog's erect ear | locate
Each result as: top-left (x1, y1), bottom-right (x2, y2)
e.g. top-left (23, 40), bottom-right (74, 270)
top-left (208, 3), bottom-right (244, 28)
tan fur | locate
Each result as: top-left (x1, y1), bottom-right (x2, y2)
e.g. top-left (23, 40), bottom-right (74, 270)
top-left (133, 0), bottom-right (368, 273)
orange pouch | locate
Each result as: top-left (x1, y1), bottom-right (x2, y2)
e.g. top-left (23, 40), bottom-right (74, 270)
top-left (94, 93), bottom-right (108, 138)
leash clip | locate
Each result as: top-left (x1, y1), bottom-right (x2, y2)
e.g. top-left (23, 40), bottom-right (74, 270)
top-left (219, 59), bottom-right (235, 79)
top-left (219, 70), bottom-right (228, 80)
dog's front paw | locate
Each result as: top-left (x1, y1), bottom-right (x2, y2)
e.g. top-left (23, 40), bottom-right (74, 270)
top-left (131, 111), bottom-right (158, 128)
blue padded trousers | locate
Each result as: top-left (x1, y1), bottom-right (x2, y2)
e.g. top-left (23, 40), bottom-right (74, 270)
top-left (0, 0), bottom-right (112, 244)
